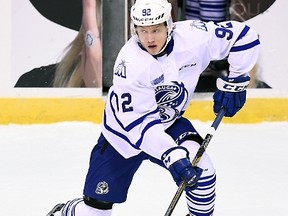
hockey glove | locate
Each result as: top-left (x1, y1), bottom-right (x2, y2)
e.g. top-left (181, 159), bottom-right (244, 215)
top-left (213, 76), bottom-right (250, 117)
top-left (162, 146), bottom-right (203, 191)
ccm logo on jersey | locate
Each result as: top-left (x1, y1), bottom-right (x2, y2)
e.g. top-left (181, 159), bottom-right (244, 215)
top-left (179, 63), bottom-right (197, 71)
top-left (216, 77), bottom-right (250, 92)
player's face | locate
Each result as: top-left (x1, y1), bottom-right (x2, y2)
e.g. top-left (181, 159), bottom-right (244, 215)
top-left (136, 23), bottom-right (168, 55)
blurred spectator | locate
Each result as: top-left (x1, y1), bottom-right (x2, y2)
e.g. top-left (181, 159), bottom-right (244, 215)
top-left (15, 0), bottom-right (102, 88)
top-left (229, 0), bottom-right (272, 88)
top-left (185, 0), bottom-right (228, 22)
top-left (183, 1), bottom-right (229, 91)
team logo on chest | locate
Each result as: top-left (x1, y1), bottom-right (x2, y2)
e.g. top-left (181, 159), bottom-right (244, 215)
top-left (155, 81), bottom-right (188, 124)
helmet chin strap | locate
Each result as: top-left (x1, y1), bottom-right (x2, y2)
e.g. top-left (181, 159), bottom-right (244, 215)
top-left (138, 34), bottom-right (172, 58)
top-left (154, 34), bottom-right (172, 56)
top-left (137, 34), bottom-right (171, 57)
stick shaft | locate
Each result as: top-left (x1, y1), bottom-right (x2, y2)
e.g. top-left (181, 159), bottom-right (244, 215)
top-left (164, 108), bottom-right (226, 216)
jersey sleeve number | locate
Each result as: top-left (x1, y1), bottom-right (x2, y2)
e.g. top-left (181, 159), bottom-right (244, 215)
top-left (114, 93), bottom-right (134, 113)
top-left (215, 22), bottom-right (233, 40)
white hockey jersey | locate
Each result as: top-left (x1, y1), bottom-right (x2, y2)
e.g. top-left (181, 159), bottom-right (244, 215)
top-left (101, 20), bottom-right (260, 160)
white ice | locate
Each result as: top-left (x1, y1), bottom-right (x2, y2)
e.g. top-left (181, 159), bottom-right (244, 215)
top-left (1, 120), bottom-right (288, 216)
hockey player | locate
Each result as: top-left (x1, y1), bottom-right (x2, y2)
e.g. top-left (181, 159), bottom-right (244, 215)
top-left (47, 0), bottom-right (260, 215)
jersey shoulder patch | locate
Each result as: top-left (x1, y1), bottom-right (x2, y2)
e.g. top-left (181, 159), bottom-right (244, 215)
top-left (114, 59), bottom-right (128, 78)
top-left (190, 20), bottom-right (208, 32)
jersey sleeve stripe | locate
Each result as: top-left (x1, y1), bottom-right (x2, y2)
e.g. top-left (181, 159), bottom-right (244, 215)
top-left (230, 39), bottom-right (260, 52)
top-left (235, 25), bottom-right (250, 42)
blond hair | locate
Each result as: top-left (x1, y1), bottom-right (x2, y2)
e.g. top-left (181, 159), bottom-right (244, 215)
top-left (53, 0), bottom-right (102, 87)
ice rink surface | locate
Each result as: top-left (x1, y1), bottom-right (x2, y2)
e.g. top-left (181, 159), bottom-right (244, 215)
top-left (1, 120), bottom-right (288, 216)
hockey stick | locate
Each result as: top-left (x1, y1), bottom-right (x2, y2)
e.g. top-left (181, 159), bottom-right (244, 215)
top-left (164, 107), bottom-right (226, 216)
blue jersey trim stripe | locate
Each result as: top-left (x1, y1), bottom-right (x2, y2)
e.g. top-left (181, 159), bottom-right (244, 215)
top-left (103, 110), bottom-right (161, 150)
top-left (230, 39), bottom-right (260, 52)
top-left (103, 110), bottom-right (138, 149)
top-left (125, 108), bottom-right (159, 131)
